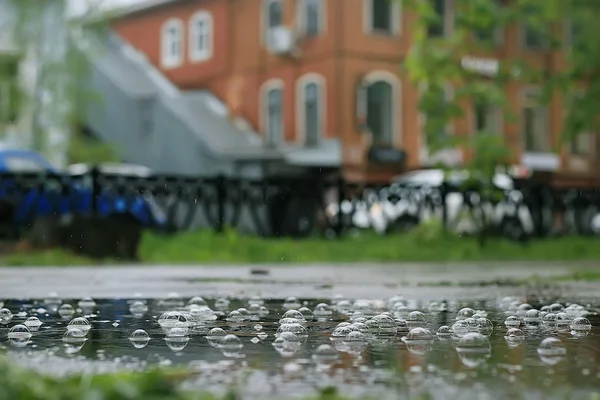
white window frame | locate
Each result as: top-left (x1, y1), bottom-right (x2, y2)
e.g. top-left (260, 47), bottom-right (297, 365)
top-left (261, 0), bottom-right (283, 45)
top-left (363, 0), bottom-right (401, 36)
top-left (363, 70), bottom-right (401, 147)
top-left (189, 11), bottom-right (213, 63)
top-left (297, 0), bottom-right (326, 37)
top-left (296, 73), bottom-right (326, 146)
top-left (260, 79), bottom-right (285, 148)
top-left (161, 18), bottom-right (184, 69)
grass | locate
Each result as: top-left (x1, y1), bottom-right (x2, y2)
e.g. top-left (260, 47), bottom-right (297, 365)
top-left (2, 220), bottom-right (600, 268)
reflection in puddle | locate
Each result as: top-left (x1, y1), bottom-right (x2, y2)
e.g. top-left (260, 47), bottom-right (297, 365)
top-left (0, 294), bottom-right (598, 399)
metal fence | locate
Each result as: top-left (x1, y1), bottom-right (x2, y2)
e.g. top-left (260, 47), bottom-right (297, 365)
top-left (0, 168), bottom-right (599, 241)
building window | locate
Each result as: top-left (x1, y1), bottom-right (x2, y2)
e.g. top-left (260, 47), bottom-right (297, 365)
top-left (263, 0), bottom-right (283, 48)
top-left (367, 81), bottom-right (393, 146)
top-left (161, 18), bottom-right (183, 68)
top-left (571, 133), bottom-right (592, 156)
top-left (189, 11), bottom-right (213, 62)
top-left (261, 80), bottom-right (284, 147)
top-left (473, 96), bottom-right (501, 135)
top-left (365, 0), bottom-right (400, 35)
top-left (473, 0), bottom-right (501, 43)
top-left (522, 90), bottom-right (549, 152)
top-left (522, 7), bottom-right (546, 50)
top-left (427, 0), bottom-right (447, 38)
top-left (297, 74), bottom-right (325, 147)
top-left (299, 0), bottom-right (324, 37)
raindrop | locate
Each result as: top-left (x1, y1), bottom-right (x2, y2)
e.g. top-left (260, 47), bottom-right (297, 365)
top-left (537, 337), bottom-right (566, 365)
top-left (516, 303), bottom-right (533, 318)
top-left (372, 314), bottom-right (397, 336)
top-left (455, 332), bottom-right (491, 368)
top-left (406, 311), bottom-right (427, 329)
top-left (504, 328), bottom-right (524, 348)
top-left (451, 320), bottom-right (469, 338)
top-left (164, 327), bottom-right (189, 352)
top-left (436, 325), bottom-right (452, 339)
top-left (283, 297), bottom-right (301, 310)
top-left (248, 296), bottom-right (264, 307)
top-left (226, 310), bottom-right (244, 323)
top-left (58, 304), bottom-right (75, 319)
top-left (523, 309), bottom-right (541, 328)
top-left (62, 328), bottom-right (87, 353)
top-left (162, 293), bottom-right (184, 309)
top-left (129, 329), bottom-right (151, 349)
top-left (206, 327), bottom-right (227, 347)
top-left (313, 303), bottom-right (332, 318)
top-left (24, 316), bottom-right (43, 330)
top-left (476, 318), bottom-right (494, 336)
top-left (456, 307), bottom-right (475, 320)
top-left (214, 298), bottom-right (230, 311)
top-left (402, 327), bottom-right (433, 356)
top-left (219, 334), bottom-right (244, 357)
top-left (0, 307), bottom-right (13, 324)
top-left (77, 297), bottom-right (96, 313)
top-left (312, 344), bottom-right (339, 366)
top-left (236, 308), bottom-right (251, 321)
top-left (556, 312), bottom-right (571, 331)
top-left (504, 316), bottom-right (520, 328)
top-left (187, 296), bottom-right (208, 308)
top-left (570, 317), bottom-right (591, 337)
top-left (129, 301), bottom-right (148, 317)
top-left (158, 311), bottom-right (183, 330)
top-left (7, 324), bottom-right (32, 345)
top-left (282, 310), bottom-right (305, 323)
top-left (190, 306), bottom-right (217, 322)
top-left (542, 313), bottom-right (557, 329)
top-left (67, 317), bottom-right (91, 335)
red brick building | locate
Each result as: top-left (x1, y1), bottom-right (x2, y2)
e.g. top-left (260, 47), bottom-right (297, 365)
top-left (110, 0), bottom-right (597, 185)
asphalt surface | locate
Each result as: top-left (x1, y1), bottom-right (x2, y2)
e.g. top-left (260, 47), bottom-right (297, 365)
top-left (0, 262), bottom-right (595, 300)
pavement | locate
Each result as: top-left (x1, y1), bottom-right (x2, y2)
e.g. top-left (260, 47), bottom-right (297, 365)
top-left (0, 262), bottom-right (596, 300)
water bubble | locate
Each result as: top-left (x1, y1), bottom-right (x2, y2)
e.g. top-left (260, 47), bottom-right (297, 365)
top-left (455, 332), bottom-right (491, 368)
top-left (451, 320), bottom-right (469, 338)
top-left (556, 312), bottom-right (571, 331)
top-left (58, 304), bottom-right (75, 319)
top-left (570, 317), bottom-right (592, 337)
top-left (402, 327), bottom-right (433, 355)
top-left (464, 317), bottom-right (479, 332)
top-left (7, 324), bottom-right (32, 345)
top-left (248, 296), bottom-right (264, 307)
top-left (516, 303), bottom-right (533, 318)
top-left (219, 334), bottom-right (243, 357)
top-left (161, 293), bottom-right (184, 309)
top-left (344, 330), bottom-right (368, 355)
top-left (351, 322), bottom-right (369, 334)
top-left (548, 303), bottom-right (564, 313)
top-left (537, 337), bottom-right (566, 365)
top-left (67, 317), bottom-right (91, 335)
top-left (158, 311), bottom-right (183, 330)
top-left (313, 303), bottom-right (332, 318)
top-left (62, 328), bottom-right (87, 353)
top-left (190, 306), bottom-right (217, 322)
top-left (336, 300), bottom-right (353, 314)
top-left (129, 329), bottom-right (150, 349)
top-left (0, 308), bottom-right (13, 324)
top-left (332, 326), bottom-right (353, 338)
top-left (44, 293), bottom-right (62, 311)
top-left (283, 297), bottom-right (301, 310)
top-left (436, 325), bottom-right (452, 339)
top-left (298, 307), bottom-right (314, 321)
top-left (206, 327), bottom-right (227, 347)
top-left (258, 332), bottom-right (268, 341)
top-left (523, 309), bottom-right (541, 327)
top-left (129, 301), bottom-right (148, 317)
top-left (77, 296), bottom-right (96, 313)
top-left (187, 296), bottom-right (208, 308)
top-left (476, 318), bottom-right (493, 336)
top-left (282, 310), bottom-right (305, 323)
top-left (226, 310), bottom-right (244, 323)
top-left (312, 344), bottom-right (339, 366)
top-left (24, 316), bottom-right (43, 330)
top-left (236, 308), bottom-right (250, 321)
top-left (364, 319), bottom-right (380, 335)
top-left (372, 314), bottom-right (397, 336)
top-left (542, 313), bottom-right (557, 329)
top-left (504, 316), bottom-right (520, 328)
top-left (456, 307), bottom-right (475, 320)
top-left (504, 328), bottom-right (525, 348)
top-left (214, 298), bottom-right (230, 311)
top-left (165, 327), bottom-right (189, 352)
top-left (259, 306), bottom-right (269, 317)
top-left (406, 311), bottom-right (427, 329)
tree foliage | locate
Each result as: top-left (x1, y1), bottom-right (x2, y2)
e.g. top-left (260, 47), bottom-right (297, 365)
top-left (402, 0), bottom-right (600, 179)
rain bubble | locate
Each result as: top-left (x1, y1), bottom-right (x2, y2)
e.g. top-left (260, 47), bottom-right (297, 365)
top-left (62, 328), bottom-right (87, 353)
top-left (190, 306), bottom-right (217, 322)
top-left (402, 327), bottom-right (433, 343)
top-left (236, 308), bottom-right (250, 321)
top-left (298, 307), bottom-right (314, 321)
top-left (225, 310), bottom-right (244, 323)
top-left (248, 296), bottom-right (264, 307)
top-left (406, 311), bottom-right (427, 329)
top-left (504, 316), bottom-right (520, 328)
top-left (372, 314), bottom-right (397, 336)
top-left (516, 303), bottom-right (533, 318)
top-left (158, 311), bottom-right (183, 330)
top-left (187, 296), bottom-right (208, 308)
top-left (312, 344), bottom-right (338, 366)
top-left (77, 296), bottom-right (96, 313)
top-left (161, 293), bottom-right (184, 309)
top-left (58, 304), bottom-right (75, 319)
top-left (282, 310), bottom-right (305, 323)
top-left (283, 297), bottom-right (301, 310)
top-left (165, 327), bottom-right (189, 352)
top-left (451, 320), bottom-right (469, 338)
top-left (476, 318), bottom-right (493, 336)
top-left (455, 332), bottom-right (491, 368)
top-left (464, 317), bottom-right (479, 332)
top-left (214, 298), bottom-right (230, 311)
top-left (129, 301), bottom-right (148, 317)
top-left (548, 303), bottom-right (564, 313)
top-left (332, 326), bottom-right (353, 338)
top-left (206, 328), bottom-right (227, 347)
top-left (542, 313), bottom-right (557, 329)
top-left (67, 317), bottom-right (91, 335)
top-left (456, 307), bottom-right (475, 320)
top-left (364, 319), bottom-right (380, 335)
top-left (556, 312), bottom-right (571, 331)
top-left (537, 337), bottom-right (566, 365)
top-left (351, 322), bottom-right (369, 334)
top-left (129, 329), bottom-right (151, 349)
top-left (523, 309), bottom-right (541, 327)
top-left (24, 316), bottom-right (43, 330)
top-left (220, 334), bottom-right (243, 357)
top-left (7, 324), bottom-right (32, 343)
top-left (436, 325), bottom-right (452, 339)
top-left (0, 308), bottom-right (13, 324)
top-left (570, 317), bottom-right (592, 336)
top-left (313, 303), bottom-right (333, 318)
top-left (504, 328), bottom-right (524, 348)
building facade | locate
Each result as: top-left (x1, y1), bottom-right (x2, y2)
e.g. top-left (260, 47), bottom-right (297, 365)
top-left (111, 0), bottom-right (598, 185)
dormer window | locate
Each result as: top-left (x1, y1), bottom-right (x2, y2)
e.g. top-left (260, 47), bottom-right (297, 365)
top-left (161, 18), bottom-right (183, 68)
top-left (189, 11), bottom-right (213, 62)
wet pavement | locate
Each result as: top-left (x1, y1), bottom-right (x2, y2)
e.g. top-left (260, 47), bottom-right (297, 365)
top-left (0, 262), bottom-right (595, 300)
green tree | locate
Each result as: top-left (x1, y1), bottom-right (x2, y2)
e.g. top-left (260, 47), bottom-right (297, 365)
top-left (402, 0), bottom-right (600, 239)
top-left (3, 0), bottom-right (117, 166)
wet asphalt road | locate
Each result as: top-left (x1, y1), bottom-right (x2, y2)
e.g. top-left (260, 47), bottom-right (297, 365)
top-left (0, 262), bottom-right (595, 300)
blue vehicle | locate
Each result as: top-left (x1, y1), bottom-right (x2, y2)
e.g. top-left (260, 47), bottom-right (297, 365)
top-left (0, 148), bottom-right (167, 228)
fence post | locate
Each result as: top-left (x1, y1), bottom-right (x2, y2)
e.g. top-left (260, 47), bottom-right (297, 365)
top-left (90, 165), bottom-right (100, 215)
top-left (215, 174), bottom-right (226, 234)
top-left (335, 176), bottom-right (344, 237)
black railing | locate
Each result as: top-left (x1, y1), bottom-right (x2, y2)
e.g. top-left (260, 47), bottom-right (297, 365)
top-left (0, 169), bottom-right (599, 241)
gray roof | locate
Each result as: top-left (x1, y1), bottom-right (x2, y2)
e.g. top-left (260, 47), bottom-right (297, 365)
top-left (281, 139), bottom-right (341, 167)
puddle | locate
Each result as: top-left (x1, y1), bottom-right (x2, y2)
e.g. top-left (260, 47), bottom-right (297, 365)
top-left (0, 295), bottom-right (599, 399)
